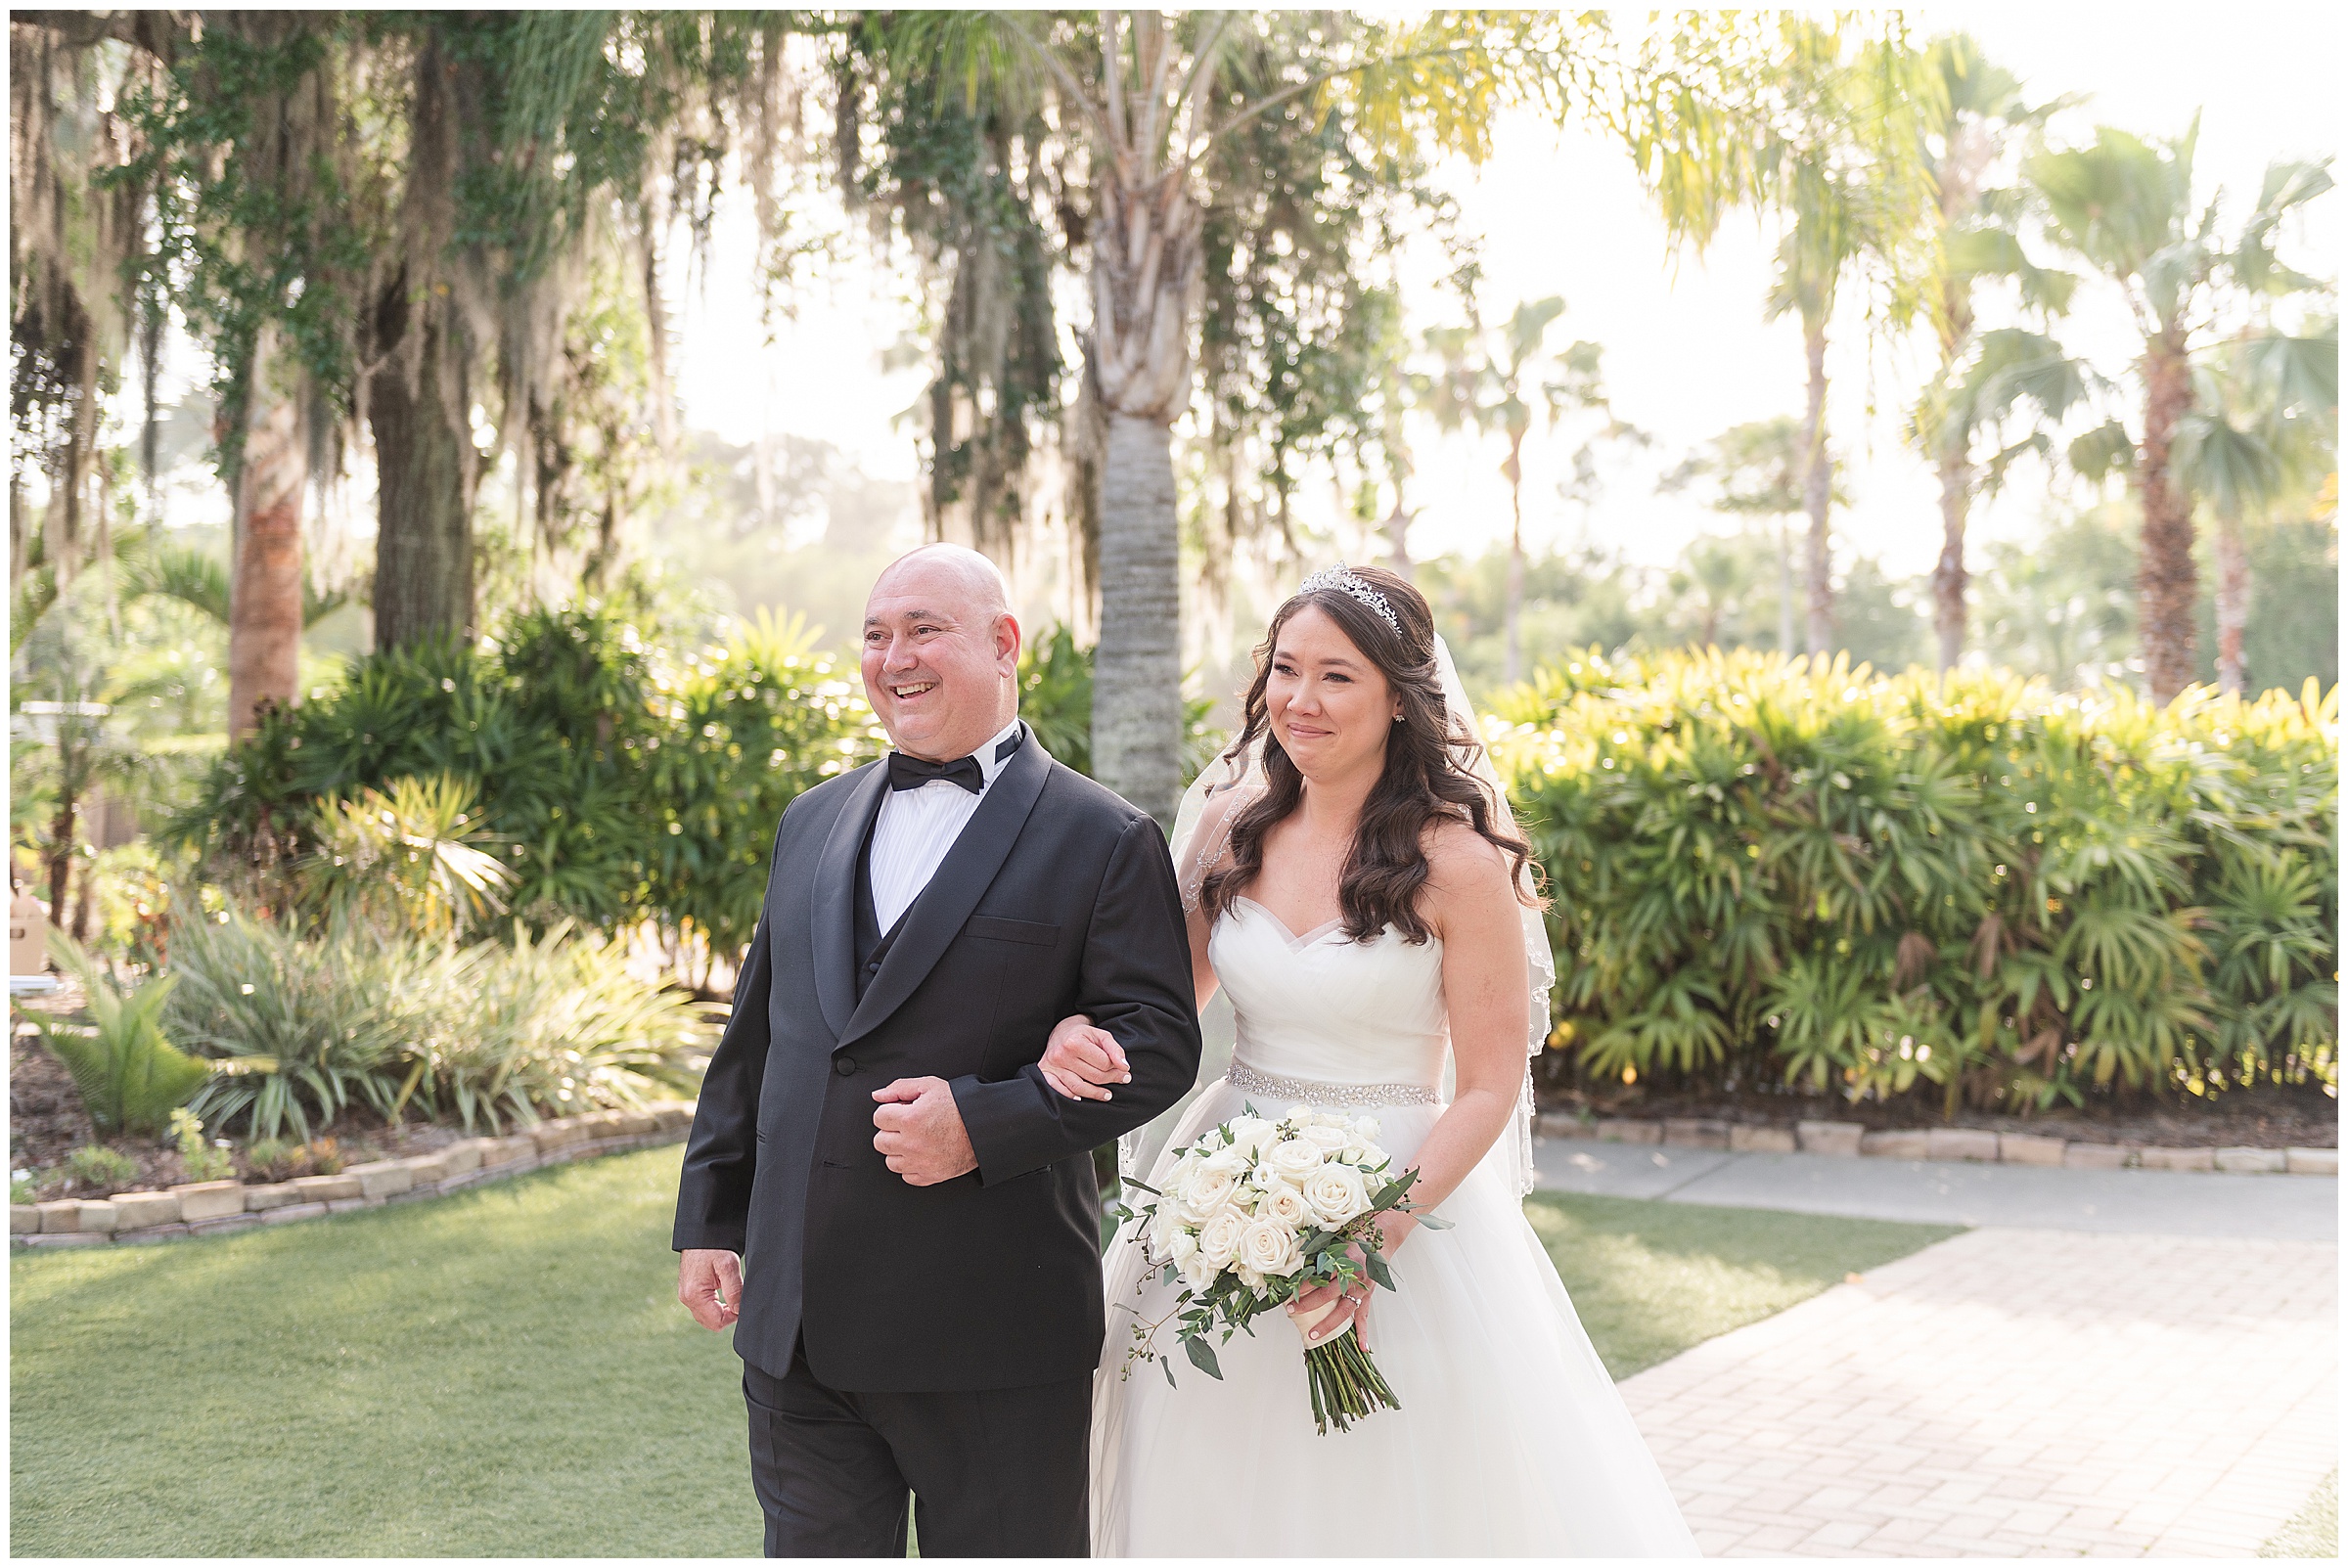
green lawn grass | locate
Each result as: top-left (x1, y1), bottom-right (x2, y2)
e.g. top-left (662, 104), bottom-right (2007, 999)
top-left (2261, 1470), bottom-right (2339, 1558)
top-left (1525, 1191), bottom-right (1964, 1378)
top-left (13, 1148), bottom-right (1958, 1556)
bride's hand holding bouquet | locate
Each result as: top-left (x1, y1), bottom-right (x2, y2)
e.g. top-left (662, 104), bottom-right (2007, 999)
top-left (1108, 1104), bottom-right (1446, 1435)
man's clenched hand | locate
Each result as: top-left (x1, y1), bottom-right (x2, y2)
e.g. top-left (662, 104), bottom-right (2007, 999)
top-left (872, 1076), bottom-right (978, 1186)
top-left (678, 1248), bottom-right (743, 1330)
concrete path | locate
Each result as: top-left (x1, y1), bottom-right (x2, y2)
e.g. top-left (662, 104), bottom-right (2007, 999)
top-left (1538, 1136), bottom-right (2341, 1555)
top-left (1534, 1135), bottom-right (2338, 1241)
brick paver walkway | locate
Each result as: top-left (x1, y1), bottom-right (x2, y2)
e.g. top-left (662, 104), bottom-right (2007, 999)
top-left (1617, 1228), bottom-right (2337, 1557)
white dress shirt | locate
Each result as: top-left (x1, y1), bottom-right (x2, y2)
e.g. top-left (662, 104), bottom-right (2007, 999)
top-left (868, 716), bottom-right (1024, 933)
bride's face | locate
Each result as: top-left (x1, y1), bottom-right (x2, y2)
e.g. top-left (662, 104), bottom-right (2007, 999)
top-left (1266, 605), bottom-right (1401, 782)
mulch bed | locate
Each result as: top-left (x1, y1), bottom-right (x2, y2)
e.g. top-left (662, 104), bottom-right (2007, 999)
top-left (1539, 1077), bottom-right (2340, 1150)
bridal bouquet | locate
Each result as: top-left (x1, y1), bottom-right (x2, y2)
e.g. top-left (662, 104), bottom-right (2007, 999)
top-left (1110, 1104), bottom-right (1443, 1434)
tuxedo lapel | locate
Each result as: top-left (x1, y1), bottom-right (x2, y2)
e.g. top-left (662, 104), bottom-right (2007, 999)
top-left (810, 760), bottom-right (890, 1041)
top-left (836, 733), bottom-right (1052, 1053)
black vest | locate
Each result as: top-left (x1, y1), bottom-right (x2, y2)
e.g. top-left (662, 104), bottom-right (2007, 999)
top-left (852, 814), bottom-right (906, 1003)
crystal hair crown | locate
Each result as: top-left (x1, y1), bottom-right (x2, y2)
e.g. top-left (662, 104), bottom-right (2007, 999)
top-left (1297, 563), bottom-right (1402, 637)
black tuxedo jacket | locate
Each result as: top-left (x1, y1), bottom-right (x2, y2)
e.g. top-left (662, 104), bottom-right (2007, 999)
top-left (672, 731), bottom-right (1202, 1392)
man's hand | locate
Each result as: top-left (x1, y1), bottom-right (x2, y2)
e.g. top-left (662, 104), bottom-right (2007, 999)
top-left (873, 1076), bottom-right (979, 1186)
top-left (678, 1248), bottom-right (743, 1331)
top-left (1039, 1012), bottom-right (1130, 1101)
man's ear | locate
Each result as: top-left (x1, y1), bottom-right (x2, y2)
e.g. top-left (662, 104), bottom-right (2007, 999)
top-left (995, 611), bottom-right (1022, 671)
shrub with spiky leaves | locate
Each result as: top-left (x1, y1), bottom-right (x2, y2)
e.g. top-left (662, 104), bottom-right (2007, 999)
top-left (165, 910), bottom-right (431, 1141)
top-left (1497, 648), bottom-right (2336, 1112)
top-left (399, 921), bottom-right (717, 1135)
top-left (32, 934), bottom-right (214, 1135)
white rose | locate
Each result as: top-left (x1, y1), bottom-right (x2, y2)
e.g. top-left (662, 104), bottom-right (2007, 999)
top-left (1176, 1163), bottom-right (1241, 1224)
top-left (1314, 1109), bottom-right (1353, 1130)
top-left (1236, 1264), bottom-right (1266, 1296)
top-left (1350, 1115), bottom-right (1382, 1141)
top-left (1148, 1206), bottom-right (1184, 1251)
top-left (1298, 1123), bottom-right (1350, 1152)
top-left (1195, 1206), bottom-right (1248, 1271)
top-left (1179, 1252), bottom-right (1219, 1294)
top-left (1238, 1216), bottom-right (1305, 1278)
top-left (1259, 1186), bottom-right (1312, 1230)
top-left (1224, 1115), bottom-right (1276, 1156)
top-left (1301, 1162), bottom-right (1372, 1227)
top-left (1265, 1138), bottom-right (1325, 1187)
top-left (1165, 1230), bottom-right (1199, 1270)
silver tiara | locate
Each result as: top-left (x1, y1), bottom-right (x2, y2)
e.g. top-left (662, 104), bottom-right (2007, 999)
top-left (1297, 563), bottom-right (1401, 637)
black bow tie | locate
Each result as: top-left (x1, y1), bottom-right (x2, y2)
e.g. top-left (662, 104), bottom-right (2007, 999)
top-left (887, 751), bottom-right (984, 794)
top-left (886, 727), bottom-right (1023, 794)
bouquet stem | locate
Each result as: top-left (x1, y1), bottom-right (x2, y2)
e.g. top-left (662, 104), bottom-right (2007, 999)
top-left (1302, 1328), bottom-right (1401, 1435)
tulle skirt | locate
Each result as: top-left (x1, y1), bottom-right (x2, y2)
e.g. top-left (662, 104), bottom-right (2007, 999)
top-left (1090, 1078), bottom-right (1700, 1557)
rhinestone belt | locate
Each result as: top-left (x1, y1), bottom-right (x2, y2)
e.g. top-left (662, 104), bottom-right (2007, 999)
top-left (1225, 1057), bottom-right (1441, 1109)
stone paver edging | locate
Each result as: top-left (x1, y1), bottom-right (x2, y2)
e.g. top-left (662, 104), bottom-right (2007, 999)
top-left (11, 1100), bottom-right (697, 1249)
top-left (1541, 1111), bottom-right (2338, 1176)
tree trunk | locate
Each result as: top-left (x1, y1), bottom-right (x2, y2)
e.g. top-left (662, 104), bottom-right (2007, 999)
top-left (2213, 507), bottom-right (2249, 697)
top-left (2136, 336), bottom-right (2197, 705)
top-left (1799, 320), bottom-right (1833, 658)
top-left (227, 329), bottom-right (306, 735)
top-left (43, 797), bottom-right (75, 938)
top-left (1503, 437), bottom-right (1526, 685)
top-left (1085, 155), bottom-right (1203, 827)
top-left (1094, 412), bottom-right (1184, 826)
top-left (1776, 519), bottom-right (1796, 656)
top-left (369, 276), bottom-right (474, 650)
top-left (1931, 450), bottom-right (1970, 674)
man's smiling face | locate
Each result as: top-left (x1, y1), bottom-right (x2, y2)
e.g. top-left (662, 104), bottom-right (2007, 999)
top-left (860, 547), bottom-right (1021, 763)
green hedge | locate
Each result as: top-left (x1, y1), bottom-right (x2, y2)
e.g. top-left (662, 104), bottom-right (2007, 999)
top-left (1495, 649), bottom-right (2338, 1110)
top-left (174, 610), bottom-right (1203, 962)
top-left (177, 605), bottom-right (883, 958)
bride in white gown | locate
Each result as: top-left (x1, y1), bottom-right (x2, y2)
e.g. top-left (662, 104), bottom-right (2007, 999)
top-left (1040, 566), bottom-right (1697, 1557)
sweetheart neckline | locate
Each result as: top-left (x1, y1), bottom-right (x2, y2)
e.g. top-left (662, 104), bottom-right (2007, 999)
top-left (1230, 896), bottom-right (1347, 952)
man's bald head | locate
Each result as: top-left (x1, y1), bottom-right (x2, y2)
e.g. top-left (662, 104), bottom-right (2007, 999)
top-left (870, 543), bottom-right (1010, 616)
top-left (861, 544), bottom-right (1022, 761)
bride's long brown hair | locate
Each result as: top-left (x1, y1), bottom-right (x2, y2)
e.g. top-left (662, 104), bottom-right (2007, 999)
top-left (1200, 566), bottom-right (1541, 945)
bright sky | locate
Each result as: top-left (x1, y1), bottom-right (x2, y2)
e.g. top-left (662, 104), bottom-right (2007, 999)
top-left (672, 6), bottom-right (2342, 582)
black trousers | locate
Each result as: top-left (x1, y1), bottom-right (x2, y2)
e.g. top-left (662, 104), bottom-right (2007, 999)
top-left (742, 1343), bottom-right (1091, 1558)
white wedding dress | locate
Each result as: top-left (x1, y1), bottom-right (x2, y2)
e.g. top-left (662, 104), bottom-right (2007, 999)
top-left (1090, 898), bottom-right (1700, 1556)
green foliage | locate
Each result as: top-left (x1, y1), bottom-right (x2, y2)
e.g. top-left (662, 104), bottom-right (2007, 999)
top-left (173, 602), bottom-right (883, 948)
top-left (164, 910), bottom-right (426, 1142)
top-left (636, 610), bottom-right (881, 959)
top-left (163, 906), bottom-right (713, 1141)
top-left (1498, 648), bottom-right (2338, 1112)
top-left (403, 922), bottom-right (715, 1135)
top-left (169, 1108), bottom-right (235, 1183)
top-left (65, 1144), bottom-right (142, 1190)
top-left (295, 776), bottom-right (515, 941)
top-left (31, 933), bottom-right (213, 1136)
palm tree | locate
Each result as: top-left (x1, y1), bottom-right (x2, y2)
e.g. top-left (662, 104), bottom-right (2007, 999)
top-left (1912, 35), bottom-right (2083, 671)
top-left (2029, 126), bottom-right (2333, 702)
top-left (1642, 19), bottom-right (1935, 661)
top-left (1660, 417), bottom-right (1845, 656)
top-left (871, 11), bottom-right (1804, 823)
top-left (1422, 299), bottom-right (1616, 682)
top-left (2176, 316), bottom-right (2339, 694)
